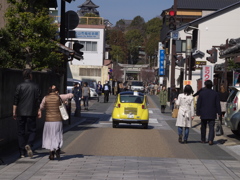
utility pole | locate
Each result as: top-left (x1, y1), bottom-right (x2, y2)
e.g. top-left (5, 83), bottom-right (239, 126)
top-left (170, 0), bottom-right (177, 89)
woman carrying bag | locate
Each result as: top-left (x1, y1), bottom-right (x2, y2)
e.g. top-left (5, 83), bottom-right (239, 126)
top-left (175, 85), bottom-right (194, 144)
top-left (39, 85), bottom-right (73, 160)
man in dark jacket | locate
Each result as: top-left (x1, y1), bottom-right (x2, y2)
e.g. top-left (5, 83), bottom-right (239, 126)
top-left (72, 82), bottom-right (82, 117)
top-left (102, 80), bottom-right (111, 103)
top-left (13, 69), bottom-right (41, 158)
top-left (196, 80), bottom-right (221, 145)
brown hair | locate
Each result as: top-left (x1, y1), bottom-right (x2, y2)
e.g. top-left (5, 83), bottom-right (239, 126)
top-left (220, 84), bottom-right (225, 93)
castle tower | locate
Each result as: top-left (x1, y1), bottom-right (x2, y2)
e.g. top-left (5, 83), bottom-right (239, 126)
top-left (77, 0), bottom-right (100, 16)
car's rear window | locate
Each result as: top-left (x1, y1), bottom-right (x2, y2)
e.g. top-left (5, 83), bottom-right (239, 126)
top-left (227, 89), bottom-right (239, 103)
top-left (131, 82), bottom-right (143, 86)
top-left (120, 95), bottom-right (143, 103)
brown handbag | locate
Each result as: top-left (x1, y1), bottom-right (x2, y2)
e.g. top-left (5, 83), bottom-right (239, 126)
top-left (172, 104), bottom-right (179, 118)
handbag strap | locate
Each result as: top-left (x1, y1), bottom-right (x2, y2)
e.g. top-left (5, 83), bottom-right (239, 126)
top-left (57, 94), bottom-right (63, 104)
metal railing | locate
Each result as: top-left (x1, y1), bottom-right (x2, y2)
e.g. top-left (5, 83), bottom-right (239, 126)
top-left (50, 16), bottom-right (104, 25)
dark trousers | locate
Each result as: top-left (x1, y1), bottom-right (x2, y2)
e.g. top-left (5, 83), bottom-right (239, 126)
top-left (17, 116), bottom-right (37, 154)
top-left (104, 90), bottom-right (110, 103)
top-left (74, 99), bottom-right (81, 117)
top-left (83, 96), bottom-right (89, 107)
top-left (201, 119), bottom-right (215, 142)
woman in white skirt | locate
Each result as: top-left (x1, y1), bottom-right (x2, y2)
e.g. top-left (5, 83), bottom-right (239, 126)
top-left (39, 85), bottom-right (73, 160)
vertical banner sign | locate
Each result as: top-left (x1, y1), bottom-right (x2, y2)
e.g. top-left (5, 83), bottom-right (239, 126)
top-left (202, 65), bottom-right (213, 87)
top-left (159, 49), bottom-right (165, 75)
top-left (234, 71), bottom-right (240, 86)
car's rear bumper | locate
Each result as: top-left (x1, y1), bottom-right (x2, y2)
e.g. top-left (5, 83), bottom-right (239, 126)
top-left (112, 118), bottom-right (149, 124)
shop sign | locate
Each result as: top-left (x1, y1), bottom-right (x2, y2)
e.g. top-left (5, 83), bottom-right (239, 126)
top-left (202, 65), bottom-right (213, 87)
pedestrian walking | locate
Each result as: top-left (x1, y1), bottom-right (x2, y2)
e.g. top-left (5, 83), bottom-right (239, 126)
top-left (159, 86), bottom-right (168, 113)
top-left (196, 80), bottom-right (222, 145)
top-left (218, 84), bottom-right (229, 123)
top-left (97, 81), bottom-right (102, 102)
top-left (154, 83), bottom-right (158, 95)
top-left (102, 80), bottom-right (111, 103)
top-left (118, 81), bottom-right (124, 93)
top-left (39, 85), bottom-right (73, 160)
top-left (82, 82), bottom-right (90, 110)
top-left (13, 69), bottom-right (41, 158)
top-left (171, 87), bottom-right (179, 111)
top-left (175, 85), bottom-right (194, 144)
top-left (72, 82), bottom-right (82, 117)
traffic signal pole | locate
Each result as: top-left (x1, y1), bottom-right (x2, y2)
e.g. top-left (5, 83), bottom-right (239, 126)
top-left (170, 0), bottom-right (177, 89)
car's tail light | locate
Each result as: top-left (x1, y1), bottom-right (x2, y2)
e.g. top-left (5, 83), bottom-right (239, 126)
top-left (142, 105), bottom-right (146, 109)
top-left (118, 104), bottom-right (121, 108)
top-left (233, 96), bottom-right (238, 111)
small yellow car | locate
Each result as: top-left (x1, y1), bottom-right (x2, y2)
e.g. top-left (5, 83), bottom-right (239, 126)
top-left (112, 91), bottom-right (149, 129)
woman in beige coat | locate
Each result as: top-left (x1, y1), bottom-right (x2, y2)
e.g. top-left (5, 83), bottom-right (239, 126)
top-left (175, 85), bottom-right (194, 144)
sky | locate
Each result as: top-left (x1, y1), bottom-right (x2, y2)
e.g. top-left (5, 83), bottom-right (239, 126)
top-left (57, 0), bottom-right (173, 25)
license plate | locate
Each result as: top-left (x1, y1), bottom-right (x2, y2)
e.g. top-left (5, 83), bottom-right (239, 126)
top-left (128, 114), bottom-right (134, 118)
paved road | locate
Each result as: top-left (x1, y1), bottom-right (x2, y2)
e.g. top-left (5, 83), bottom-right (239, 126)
top-left (1, 94), bottom-right (240, 179)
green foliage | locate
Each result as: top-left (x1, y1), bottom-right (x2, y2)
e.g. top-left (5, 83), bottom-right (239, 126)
top-left (106, 29), bottom-right (128, 63)
top-left (125, 29), bottom-right (143, 63)
top-left (0, 1), bottom-right (62, 70)
top-left (79, 13), bottom-right (101, 25)
top-left (145, 17), bottom-right (162, 36)
top-left (109, 16), bottom-right (162, 65)
top-left (227, 58), bottom-right (240, 71)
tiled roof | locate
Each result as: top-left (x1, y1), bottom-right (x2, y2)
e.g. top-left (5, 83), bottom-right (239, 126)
top-left (177, 0), bottom-right (240, 10)
top-left (78, 0), bottom-right (99, 8)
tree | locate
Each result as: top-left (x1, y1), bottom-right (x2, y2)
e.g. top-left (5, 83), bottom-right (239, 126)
top-left (140, 68), bottom-right (155, 84)
top-left (128, 16), bottom-right (145, 32)
top-left (115, 19), bottom-right (126, 31)
top-left (80, 13), bottom-right (101, 25)
top-left (106, 29), bottom-right (128, 63)
top-left (125, 29), bottom-right (143, 64)
top-left (0, 1), bottom-right (62, 70)
top-left (112, 62), bottom-right (123, 81)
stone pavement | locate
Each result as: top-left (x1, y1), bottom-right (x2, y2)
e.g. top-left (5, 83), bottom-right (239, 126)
top-left (1, 95), bottom-right (240, 180)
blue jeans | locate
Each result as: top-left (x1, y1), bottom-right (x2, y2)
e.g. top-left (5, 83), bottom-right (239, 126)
top-left (178, 127), bottom-right (189, 141)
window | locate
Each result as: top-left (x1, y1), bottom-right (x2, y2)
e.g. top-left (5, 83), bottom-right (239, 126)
top-left (79, 41), bottom-right (97, 52)
top-left (79, 68), bottom-right (101, 77)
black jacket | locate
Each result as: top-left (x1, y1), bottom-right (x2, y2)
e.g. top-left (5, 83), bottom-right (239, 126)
top-left (196, 88), bottom-right (221, 119)
top-left (72, 86), bottom-right (82, 100)
top-left (102, 84), bottom-right (111, 93)
top-left (13, 79), bottom-right (41, 116)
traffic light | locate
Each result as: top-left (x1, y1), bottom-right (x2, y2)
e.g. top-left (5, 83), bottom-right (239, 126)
top-left (168, 10), bottom-right (176, 30)
top-left (206, 48), bottom-right (217, 63)
top-left (73, 42), bottom-right (84, 60)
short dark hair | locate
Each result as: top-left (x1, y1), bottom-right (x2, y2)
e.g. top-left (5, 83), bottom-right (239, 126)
top-left (184, 85), bottom-right (193, 95)
top-left (204, 80), bottom-right (213, 89)
top-left (23, 69), bottom-right (32, 80)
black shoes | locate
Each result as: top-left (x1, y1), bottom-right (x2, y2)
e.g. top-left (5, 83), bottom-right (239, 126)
top-left (209, 141), bottom-right (213, 145)
top-left (55, 148), bottom-right (61, 160)
top-left (49, 151), bottom-right (55, 160)
top-left (178, 135), bottom-right (182, 143)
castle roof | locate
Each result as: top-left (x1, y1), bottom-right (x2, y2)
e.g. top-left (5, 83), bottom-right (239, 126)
top-left (78, 0), bottom-right (99, 8)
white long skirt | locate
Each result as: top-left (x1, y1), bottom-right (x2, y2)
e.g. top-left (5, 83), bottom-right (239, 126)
top-left (42, 121), bottom-right (63, 151)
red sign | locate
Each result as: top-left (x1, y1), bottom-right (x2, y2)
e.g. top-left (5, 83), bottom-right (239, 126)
top-left (202, 65), bottom-right (213, 87)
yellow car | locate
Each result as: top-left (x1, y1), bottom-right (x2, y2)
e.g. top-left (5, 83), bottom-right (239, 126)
top-left (112, 91), bottom-right (149, 129)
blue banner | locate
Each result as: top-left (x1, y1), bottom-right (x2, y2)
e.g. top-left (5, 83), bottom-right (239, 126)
top-left (159, 50), bottom-right (165, 75)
